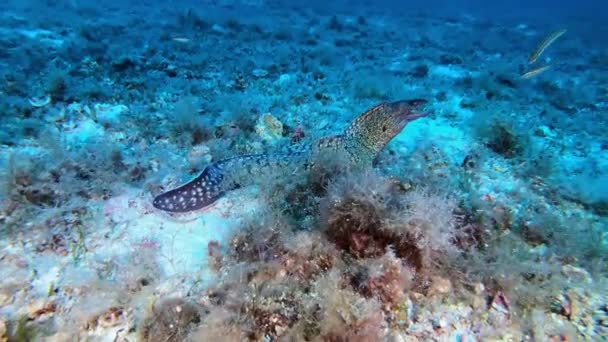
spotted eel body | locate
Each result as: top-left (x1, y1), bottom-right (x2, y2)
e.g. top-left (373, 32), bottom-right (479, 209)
top-left (153, 99), bottom-right (428, 213)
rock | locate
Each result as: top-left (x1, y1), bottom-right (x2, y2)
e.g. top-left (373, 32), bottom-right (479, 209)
top-left (255, 113), bottom-right (284, 141)
top-left (187, 144), bottom-right (212, 167)
top-left (432, 316), bottom-right (448, 329)
top-left (473, 282), bottom-right (485, 295)
top-left (211, 24), bottom-right (227, 34)
top-left (277, 73), bottom-right (292, 85)
top-left (427, 276), bottom-right (452, 296)
top-left (386, 331), bottom-right (405, 342)
top-left (45, 332), bottom-right (72, 342)
top-left (489, 291), bottom-right (510, 316)
top-left (252, 68), bottom-right (269, 78)
top-left (561, 264), bottom-right (592, 284)
top-left (317, 118), bottom-right (329, 129)
top-left (534, 125), bottom-right (556, 138)
top-left (93, 103), bottom-right (129, 127)
top-left (28, 94), bottom-right (51, 107)
top-left (0, 289), bottom-right (11, 306)
top-left (0, 319), bottom-right (6, 342)
top-left (25, 300), bottom-right (57, 321)
top-left (85, 306), bottom-right (128, 330)
top-left (439, 54), bottom-right (463, 65)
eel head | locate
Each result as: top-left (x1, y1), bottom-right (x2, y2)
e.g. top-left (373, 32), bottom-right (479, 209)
top-left (346, 99), bottom-right (429, 152)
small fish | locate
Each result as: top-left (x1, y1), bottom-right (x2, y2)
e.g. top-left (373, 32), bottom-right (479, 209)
top-left (172, 37), bottom-right (191, 43)
top-left (521, 65), bottom-right (551, 79)
top-left (529, 28), bottom-right (567, 64)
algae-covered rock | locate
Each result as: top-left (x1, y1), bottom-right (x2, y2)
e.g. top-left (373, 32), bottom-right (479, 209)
top-left (255, 113), bottom-right (284, 141)
top-left (0, 319), bottom-right (6, 342)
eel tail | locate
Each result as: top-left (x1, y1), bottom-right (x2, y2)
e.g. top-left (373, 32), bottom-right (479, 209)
top-left (152, 151), bottom-right (309, 213)
top-left (152, 164), bottom-right (226, 213)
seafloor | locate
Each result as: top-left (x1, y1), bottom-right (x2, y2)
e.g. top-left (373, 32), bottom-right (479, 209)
top-left (0, 1), bottom-right (607, 341)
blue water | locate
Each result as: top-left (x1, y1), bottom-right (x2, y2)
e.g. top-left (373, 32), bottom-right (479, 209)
top-left (0, 1), bottom-right (606, 341)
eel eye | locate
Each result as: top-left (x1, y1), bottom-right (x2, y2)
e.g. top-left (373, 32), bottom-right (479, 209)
top-left (382, 125), bottom-right (387, 132)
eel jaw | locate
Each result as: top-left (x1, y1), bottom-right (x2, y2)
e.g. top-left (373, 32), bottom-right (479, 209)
top-left (391, 99), bottom-right (429, 127)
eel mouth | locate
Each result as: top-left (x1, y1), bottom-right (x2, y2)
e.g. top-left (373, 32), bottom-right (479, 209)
top-left (393, 99), bottom-right (429, 125)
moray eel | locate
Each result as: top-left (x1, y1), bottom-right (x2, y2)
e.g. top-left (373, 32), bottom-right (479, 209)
top-left (153, 99), bottom-right (428, 213)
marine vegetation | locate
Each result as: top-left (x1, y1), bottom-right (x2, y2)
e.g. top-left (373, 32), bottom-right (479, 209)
top-left (0, 2), bottom-right (606, 341)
